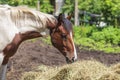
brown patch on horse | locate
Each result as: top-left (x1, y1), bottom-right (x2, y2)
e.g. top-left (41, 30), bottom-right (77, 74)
top-left (2, 34), bottom-right (22, 65)
top-left (2, 31), bottom-right (42, 65)
top-left (21, 31), bottom-right (43, 40)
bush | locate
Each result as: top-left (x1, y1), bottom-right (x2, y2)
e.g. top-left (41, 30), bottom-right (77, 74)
top-left (91, 27), bottom-right (120, 45)
top-left (74, 26), bottom-right (120, 53)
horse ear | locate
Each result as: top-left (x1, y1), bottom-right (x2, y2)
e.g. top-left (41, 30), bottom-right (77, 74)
top-left (58, 13), bottom-right (65, 21)
top-left (67, 14), bottom-right (72, 20)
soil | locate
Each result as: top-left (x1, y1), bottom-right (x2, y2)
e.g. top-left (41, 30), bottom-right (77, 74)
top-left (6, 38), bottom-right (120, 80)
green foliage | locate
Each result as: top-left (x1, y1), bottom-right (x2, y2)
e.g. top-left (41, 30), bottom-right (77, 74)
top-left (40, 1), bottom-right (54, 13)
top-left (91, 27), bottom-right (120, 45)
top-left (41, 36), bottom-right (51, 45)
top-left (101, 0), bottom-right (120, 16)
top-left (0, 0), bottom-right (54, 13)
top-left (79, 0), bottom-right (102, 14)
top-left (0, 0), bottom-right (21, 6)
top-left (63, 0), bottom-right (120, 26)
top-left (22, 0), bottom-right (37, 7)
top-left (74, 26), bottom-right (100, 38)
top-left (62, 0), bottom-right (74, 14)
top-left (74, 26), bottom-right (120, 53)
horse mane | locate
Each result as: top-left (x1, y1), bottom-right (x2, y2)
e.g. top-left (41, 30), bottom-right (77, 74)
top-left (63, 18), bottom-right (73, 32)
top-left (0, 5), bottom-right (56, 29)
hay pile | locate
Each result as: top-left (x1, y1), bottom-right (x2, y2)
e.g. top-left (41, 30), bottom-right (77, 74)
top-left (21, 60), bottom-right (120, 80)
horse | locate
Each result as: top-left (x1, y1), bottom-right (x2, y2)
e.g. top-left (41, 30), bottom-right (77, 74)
top-left (0, 5), bottom-right (77, 80)
top-left (50, 14), bottom-right (77, 63)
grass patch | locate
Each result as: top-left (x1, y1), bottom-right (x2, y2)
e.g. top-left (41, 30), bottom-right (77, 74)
top-left (41, 36), bottom-right (52, 45)
top-left (21, 60), bottom-right (120, 80)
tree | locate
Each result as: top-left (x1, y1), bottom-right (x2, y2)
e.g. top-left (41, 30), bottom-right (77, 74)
top-left (62, 0), bottom-right (74, 14)
top-left (100, 0), bottom-right (120, 26)
top-left (62, 0), bottom-right (120, 26)
top-left (39, 0), bottom-right (54, 13)
top-left (0, 0), bottom-right (21, 6)
top-left (74, 0), bottom-right (79, 26)
top-left (0, 0), bottom-right (54, 13)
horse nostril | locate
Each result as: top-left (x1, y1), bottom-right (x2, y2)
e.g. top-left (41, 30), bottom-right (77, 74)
top-left (66, 57), bottom-right (75, 64)
top-left (72, 57), bottom-right (77, 62)
top-left (72, 57), bottom-right (75, 62)
top-left (65, 57), bottom-right (69, 63)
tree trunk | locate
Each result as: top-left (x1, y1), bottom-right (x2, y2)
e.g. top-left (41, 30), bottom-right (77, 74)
top-left (74, 0), bottom-right (79, 26)
top-left (37, 0), bottom-right (40, 11)
top-left (54, 0), bottom-right (64, 16)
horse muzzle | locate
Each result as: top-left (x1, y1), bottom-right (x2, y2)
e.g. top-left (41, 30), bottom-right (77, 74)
top-left (65, 57), bottom-right (76, 64)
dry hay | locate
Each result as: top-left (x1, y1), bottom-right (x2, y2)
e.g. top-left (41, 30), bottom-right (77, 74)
top-left (21, 60), bottom-right (120, 80)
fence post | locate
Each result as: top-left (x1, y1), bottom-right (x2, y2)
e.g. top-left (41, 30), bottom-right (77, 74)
top-left (37, 0), bottom-right (40, 11)
top-left (74, 0), bottom-right (79, 26)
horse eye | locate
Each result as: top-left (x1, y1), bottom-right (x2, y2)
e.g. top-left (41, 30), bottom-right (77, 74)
top-left (61, 33), bottom-right (67, 40)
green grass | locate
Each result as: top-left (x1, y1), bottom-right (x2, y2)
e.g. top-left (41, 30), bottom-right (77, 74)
top-left (41, 36), bottom-right (52, 45)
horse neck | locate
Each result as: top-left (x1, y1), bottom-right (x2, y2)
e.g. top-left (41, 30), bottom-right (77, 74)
top-left (9, 6), bottom-right (57, 35)
top-left (15, 17), bottom-right (45, 33)
top-left (15, 15), bottom-right (57, 34)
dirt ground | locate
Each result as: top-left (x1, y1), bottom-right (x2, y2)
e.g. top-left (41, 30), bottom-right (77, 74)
top-left (7, 38), bottom-right (120, 80)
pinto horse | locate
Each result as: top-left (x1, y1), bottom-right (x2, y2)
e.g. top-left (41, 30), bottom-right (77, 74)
top-left (0, 5), bottom-right (77, 80)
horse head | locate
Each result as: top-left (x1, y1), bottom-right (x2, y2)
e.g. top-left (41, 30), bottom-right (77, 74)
top-left (50, 14), bottom-right (77, 63)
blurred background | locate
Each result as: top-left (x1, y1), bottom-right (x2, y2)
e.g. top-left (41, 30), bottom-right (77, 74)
top-left (0, 0), bottom-right (120, 27)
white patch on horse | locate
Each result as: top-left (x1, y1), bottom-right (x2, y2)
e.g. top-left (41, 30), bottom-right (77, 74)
top-left (0, 53), bottom-right (6, 80)
top-left (0, 53), bottom-right (4, 66)
top-left (0, 7), bottom-right (19, 51)
top-left (70, 32), bottom-right (77, 60)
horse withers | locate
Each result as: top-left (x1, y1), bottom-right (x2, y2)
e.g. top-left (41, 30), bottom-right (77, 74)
top-left (0, 5), bottom-right (77, 80)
